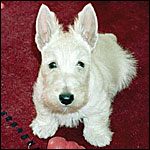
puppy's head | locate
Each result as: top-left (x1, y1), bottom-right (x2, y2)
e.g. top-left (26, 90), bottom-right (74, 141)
top-left (35, 4), bottom-right (98, 113)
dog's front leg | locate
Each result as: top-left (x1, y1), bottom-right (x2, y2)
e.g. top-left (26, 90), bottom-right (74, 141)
top-left (83, 104), bottom-right (113, 147)
top-left (30, 112), bottom-right (58, 139)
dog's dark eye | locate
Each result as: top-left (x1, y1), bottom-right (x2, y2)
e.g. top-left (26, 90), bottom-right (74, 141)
top-left (49, 62), bottom-right (57, 69)
top-left (76, 61), bottom-right (85, 68)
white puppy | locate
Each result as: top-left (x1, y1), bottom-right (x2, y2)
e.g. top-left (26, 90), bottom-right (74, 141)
top-left (30, 3), bottom-right (137, 147)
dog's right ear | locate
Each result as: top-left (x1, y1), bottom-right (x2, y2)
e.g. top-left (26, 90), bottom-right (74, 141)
top-left (73, 3), bottom-right (98, 50)
top-left (35, 4), bottom-right (60, 51)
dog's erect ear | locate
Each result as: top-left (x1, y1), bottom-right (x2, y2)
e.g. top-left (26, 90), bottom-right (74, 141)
top-left (35, 4), bottom-right (60, 51)
top-left (74, 3), bottom-right (98, 50)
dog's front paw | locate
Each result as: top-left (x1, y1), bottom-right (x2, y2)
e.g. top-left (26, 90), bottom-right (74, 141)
top-left (83, 127), bottom-right (113, 147)
top-left (30, 118), bottom-right (58, 139)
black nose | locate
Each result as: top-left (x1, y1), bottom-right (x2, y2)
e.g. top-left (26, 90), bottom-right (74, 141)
top-left (59, 93), bottom-right (74, 105)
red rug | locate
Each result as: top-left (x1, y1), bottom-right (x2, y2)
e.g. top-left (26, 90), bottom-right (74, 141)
top-left (1, 1), bottom-right (149, 149)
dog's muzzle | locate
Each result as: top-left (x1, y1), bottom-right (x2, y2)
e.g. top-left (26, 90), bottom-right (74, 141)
top-left (59, 93), bottom-right (74, 105)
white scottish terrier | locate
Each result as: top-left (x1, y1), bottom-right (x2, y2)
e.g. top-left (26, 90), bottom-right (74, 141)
top-left (30, 3), bottom-right (137, 147)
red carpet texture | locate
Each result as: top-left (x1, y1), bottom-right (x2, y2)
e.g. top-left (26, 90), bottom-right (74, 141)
top-left (1, 1), bottom-right (149, 149)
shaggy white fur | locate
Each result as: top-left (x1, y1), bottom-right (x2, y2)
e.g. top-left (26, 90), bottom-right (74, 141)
top-left (30, 3), bottom-right (137, 147)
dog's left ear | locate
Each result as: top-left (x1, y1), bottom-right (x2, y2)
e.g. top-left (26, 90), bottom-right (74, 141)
top-left (35, 4), bottom-right (60, 51)
top-left (74, 3), bottom-right (98, 50)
